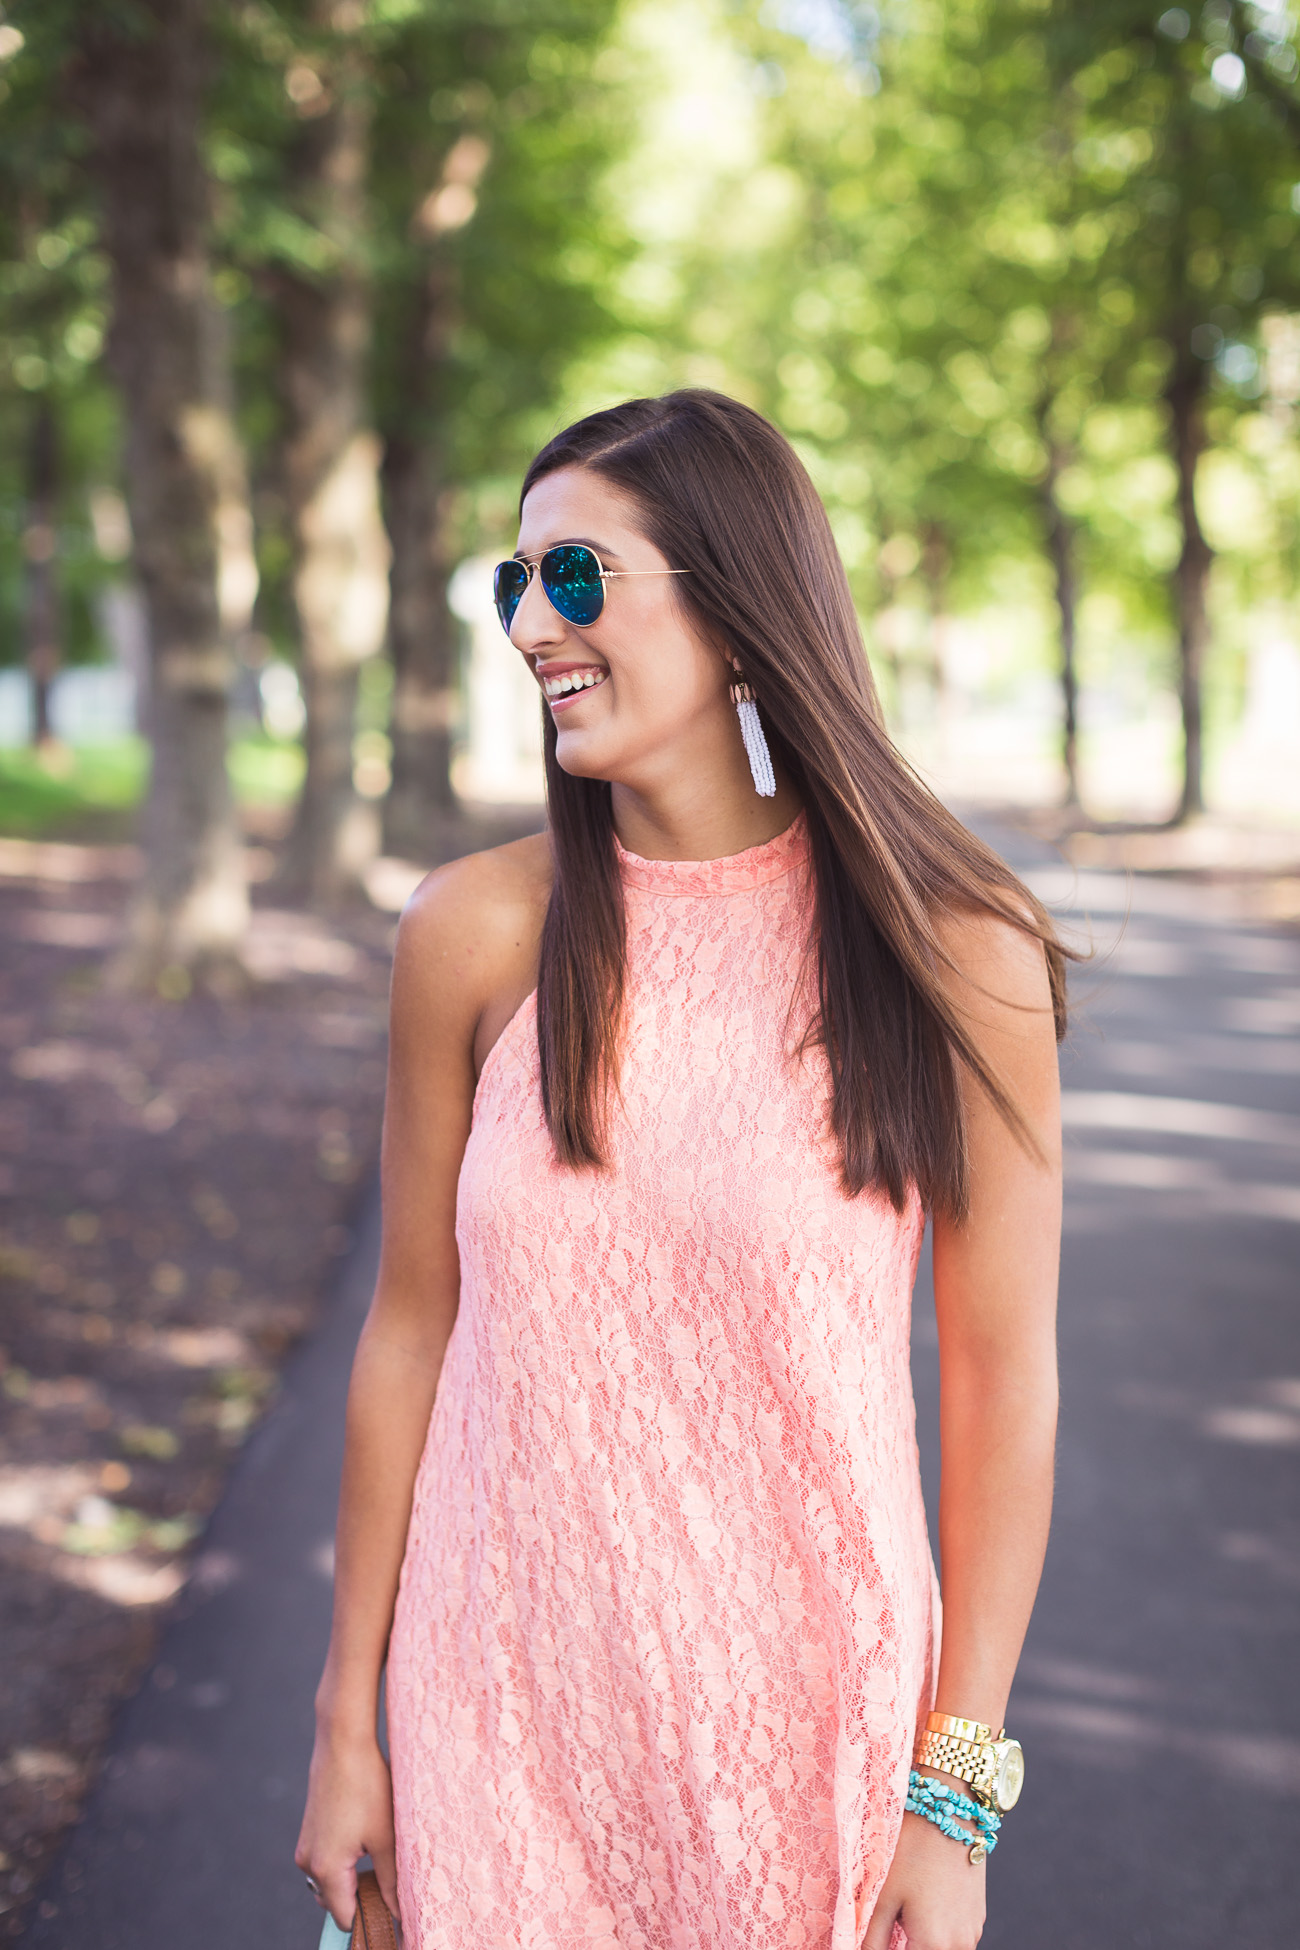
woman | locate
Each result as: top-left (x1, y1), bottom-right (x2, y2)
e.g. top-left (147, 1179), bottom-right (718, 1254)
top-left (296, 390), bottom-right (1062, 1950)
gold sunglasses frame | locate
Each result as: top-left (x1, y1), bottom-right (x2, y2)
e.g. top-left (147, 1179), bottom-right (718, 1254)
top-left (501, 546), bottom-right (690, 630)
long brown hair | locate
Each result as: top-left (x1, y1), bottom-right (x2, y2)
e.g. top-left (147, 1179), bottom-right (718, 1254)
top-left (524, 389), bottom-right (1068, 1219)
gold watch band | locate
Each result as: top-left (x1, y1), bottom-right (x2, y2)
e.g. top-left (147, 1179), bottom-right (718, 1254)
top-left (925, 1712), bottom-right (999, 1745)
top-left (913, 1729), bottom-right (999, 1795)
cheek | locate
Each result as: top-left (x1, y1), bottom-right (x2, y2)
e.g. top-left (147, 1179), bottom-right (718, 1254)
top-left (604, 635), bottom-right (724, 729)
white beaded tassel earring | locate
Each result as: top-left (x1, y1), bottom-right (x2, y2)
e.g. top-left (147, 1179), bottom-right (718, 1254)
top-left (729, 670), bottom-right (777, 798)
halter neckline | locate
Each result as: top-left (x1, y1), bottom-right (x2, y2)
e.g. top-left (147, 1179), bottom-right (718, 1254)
top-left (614, 811), bottom-right (809, 897)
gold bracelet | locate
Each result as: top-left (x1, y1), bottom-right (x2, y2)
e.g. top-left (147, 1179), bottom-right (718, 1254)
top-left (913, 1730), bottom-right (1000, 1797)
top-left (925, 1712), bottom-right (1000, 1745)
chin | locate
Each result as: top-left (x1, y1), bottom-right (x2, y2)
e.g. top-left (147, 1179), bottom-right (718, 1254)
top-left (553, 714), bottom-right (687, 791)
top-left (553, 730), bottom-right (614, 781)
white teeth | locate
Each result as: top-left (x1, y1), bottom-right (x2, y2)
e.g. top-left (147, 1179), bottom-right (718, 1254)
top-left (542, 669), bottom-right (606, 698)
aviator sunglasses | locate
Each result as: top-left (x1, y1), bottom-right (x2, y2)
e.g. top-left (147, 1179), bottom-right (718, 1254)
top-left (493, 542), bottom-right (688, 635)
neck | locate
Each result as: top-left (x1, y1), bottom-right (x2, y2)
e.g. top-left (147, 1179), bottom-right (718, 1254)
top-left (610, 768), bottom-right (802, 863)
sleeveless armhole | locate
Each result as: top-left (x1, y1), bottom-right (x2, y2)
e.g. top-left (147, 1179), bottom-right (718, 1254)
top-left (471, 988), bottom-right (538, 1121)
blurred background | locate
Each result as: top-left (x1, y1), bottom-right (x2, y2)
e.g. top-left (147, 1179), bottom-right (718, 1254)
top-left (0, 2), bottom-right (1298, 1946)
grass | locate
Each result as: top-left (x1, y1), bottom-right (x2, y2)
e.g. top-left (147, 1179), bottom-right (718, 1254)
top-left (0, 739), bottom-right (149, 840)
top-left (226, 731), bottom-right (306, 807)
top-left (0, 732), bottom-right (307, 840)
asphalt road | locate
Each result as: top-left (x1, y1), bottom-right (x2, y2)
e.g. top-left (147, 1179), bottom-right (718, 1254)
top-left (918, 828), bottom-right (1300, 1949)
top-left (25, 826), bottom-right (1300, 1948)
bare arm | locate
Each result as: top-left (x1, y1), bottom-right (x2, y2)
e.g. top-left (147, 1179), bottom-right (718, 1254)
top-left (296, 837), bottom-right (548, 1929)
top-left (866, 913), bottom-right (1061, 1950)
top-left (930, 913), bottom-right (1061, 1731)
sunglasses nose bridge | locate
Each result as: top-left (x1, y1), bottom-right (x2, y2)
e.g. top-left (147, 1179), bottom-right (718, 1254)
top-left (507, 558), bottom-right (565, 648)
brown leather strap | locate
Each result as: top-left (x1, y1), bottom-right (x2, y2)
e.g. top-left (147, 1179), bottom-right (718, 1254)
top-left (350, 1869), bottom-right (399, 1950)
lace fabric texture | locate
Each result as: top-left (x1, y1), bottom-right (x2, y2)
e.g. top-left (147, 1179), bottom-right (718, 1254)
top-left (388, 816), bottom-right (938, 1950)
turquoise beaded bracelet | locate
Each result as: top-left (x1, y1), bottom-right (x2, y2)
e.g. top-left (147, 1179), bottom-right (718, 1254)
top-left (905, 1769), bottom-right (1003, 1864)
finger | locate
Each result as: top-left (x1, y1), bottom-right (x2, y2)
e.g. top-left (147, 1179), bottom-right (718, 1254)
top-left (370, 1837), bottom-right (400, 1920)
top-left (860, 1890), bottom-right (902, 1950)
top-left (324, 1864), bottom-right (359, 1932)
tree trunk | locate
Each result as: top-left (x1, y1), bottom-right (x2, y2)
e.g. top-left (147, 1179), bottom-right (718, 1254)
top-left (276, 7), bottom-right (388, 905)
top-left (76, 0), bottom-right (249, 985)
top-left (1036, 403), bottom-right (1081, 808)
top-left (22, 401), bottom-right (59, 748)
top-left (379, 236), bottom-right (464, 859)
top-left (1165, 340), bottom-right (1212, 823)
top-left (381, 432), bottom-right (459, 858)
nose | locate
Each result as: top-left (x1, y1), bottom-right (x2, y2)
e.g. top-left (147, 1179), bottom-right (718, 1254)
top-left (509, 565), bottom-right (565, 657)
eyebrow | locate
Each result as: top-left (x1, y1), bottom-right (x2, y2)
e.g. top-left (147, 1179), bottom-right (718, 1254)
top-left (514, 535), bottom-right (625, 566)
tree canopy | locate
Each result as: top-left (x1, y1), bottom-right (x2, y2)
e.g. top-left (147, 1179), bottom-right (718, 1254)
top-left (1, 0), bottom-right (1297, 962)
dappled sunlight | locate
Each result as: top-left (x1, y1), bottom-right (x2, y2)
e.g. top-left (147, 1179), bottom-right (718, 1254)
top-left (1017, 1654), bottom-right (1160, 1704)
top-left (1202, 1405), bottom-right (1300, 1448)
top-left (1062, 1088), bottom-right (1300, 1148)
top-left (1085, 1040), bottom-right (1185, 1083)
top-left (1094, 1033), bottom-right (1300, 1078)
top-left (0, 1462), bottom-right (103, 1532)
top-left (0, 837), bottom-right (139, 885)
top-left (12, 908), bottom-right (119, 949)
top-left (48, 1550), bottom-right (189, 1609)
top-left (241, 909), bottom-right (362, 982)
top-left (1102, 935), bottom-right (1199, 978)
top-left (1222, 989), bottom-right (1300, 1035)
top-left (1065, 1145), bottom-right (1300, 1221)
top-left (1217, 1530), bottom-right (1300, 1590)
top-left (0, 1463), bottom-right (192, 1609)
top-left (0, 1750), bottom-right (83, 1795)
top-left (1013, 1695), bottom-right (1300, 1793)
top-left (363, 855), bottom-right (426, 914)
top-left (1114, 1375), bottom-right (1300, 1450)
top-left (144, 1325), bottom-right (251, 1369)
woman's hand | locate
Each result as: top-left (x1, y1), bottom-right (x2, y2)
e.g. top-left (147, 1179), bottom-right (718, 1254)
top-left (294, 1724), bottom-right (398, 1931)
top-left (861, 1810), bottom-right (986, 1950)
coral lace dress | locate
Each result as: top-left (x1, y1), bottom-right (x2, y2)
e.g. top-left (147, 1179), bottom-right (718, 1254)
top-left (387, 815), bottom-right (938, 1950)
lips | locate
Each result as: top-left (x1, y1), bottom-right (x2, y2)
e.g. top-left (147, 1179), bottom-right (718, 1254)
top-left (537, 664), bottom-right (608, 707)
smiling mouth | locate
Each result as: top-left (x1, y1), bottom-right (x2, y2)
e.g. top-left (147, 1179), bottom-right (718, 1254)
top-left (541, 668), bottom-right (608, 701)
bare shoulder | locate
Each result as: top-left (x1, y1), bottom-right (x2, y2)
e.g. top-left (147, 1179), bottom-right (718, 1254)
top-left (934, 899), bottom-right (1053, 1024)
top-left (393, 831), bottom-right (552, 1039)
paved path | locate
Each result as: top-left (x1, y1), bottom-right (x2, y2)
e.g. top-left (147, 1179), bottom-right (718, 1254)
top-left (946, 827), bottom-right (1300, 1948)
top-left (26, 830), bottom-right (1300, 1947)
top-left (24, 1191), bottom-right (380, 1950)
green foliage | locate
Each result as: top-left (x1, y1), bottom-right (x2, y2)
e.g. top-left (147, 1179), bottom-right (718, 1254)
top-left (0, 3), bottom-right (123, 668)
top-left (226, 730), bottom-right (306, 808)
top-left (644, 0), bottom-right (1300, 730)
top-left (0, 737), bottom-right (146, 836)
top-left (3, 0), bottom-right (1299, 811)
top-left (201, 0), bottom-right (628, 636)
top-left (365, 0), bottom-right (629, 500)
top-left (0, 730), bottom-right (312, 837)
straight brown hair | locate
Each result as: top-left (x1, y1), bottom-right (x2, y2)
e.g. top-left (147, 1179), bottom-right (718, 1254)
top-left (523, 389), bottom-right (1068, 1220)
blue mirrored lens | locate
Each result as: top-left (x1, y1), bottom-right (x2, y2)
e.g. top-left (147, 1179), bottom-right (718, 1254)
top-left (540, 545), bottom-right (605, 627)
top-left (493, 559), bottom-right (530, 634)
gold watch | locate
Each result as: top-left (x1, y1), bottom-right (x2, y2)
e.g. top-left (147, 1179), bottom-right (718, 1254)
top-left (913, 1713), bottom-right (1025, 1813)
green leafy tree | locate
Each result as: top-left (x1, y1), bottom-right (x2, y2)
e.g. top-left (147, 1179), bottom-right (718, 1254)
top-left (7, 0), bottom-right (253, 981)
top-left (721, 2), bottom-right (1098, 787)
top-left (0, 10), bottom-right (118, 743)
top-left (366, 0), bottom-right (627, 857)
top-left (214, 0), bottom-right (390, 905)
top-left (1043, 0), bottom-right (1300, 817)
top-left (213, 0), bottom-right (626, 879)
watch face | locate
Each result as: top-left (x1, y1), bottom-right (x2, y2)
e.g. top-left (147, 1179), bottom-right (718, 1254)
top-left (994, 1741), bottom-right (1024, 1811)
